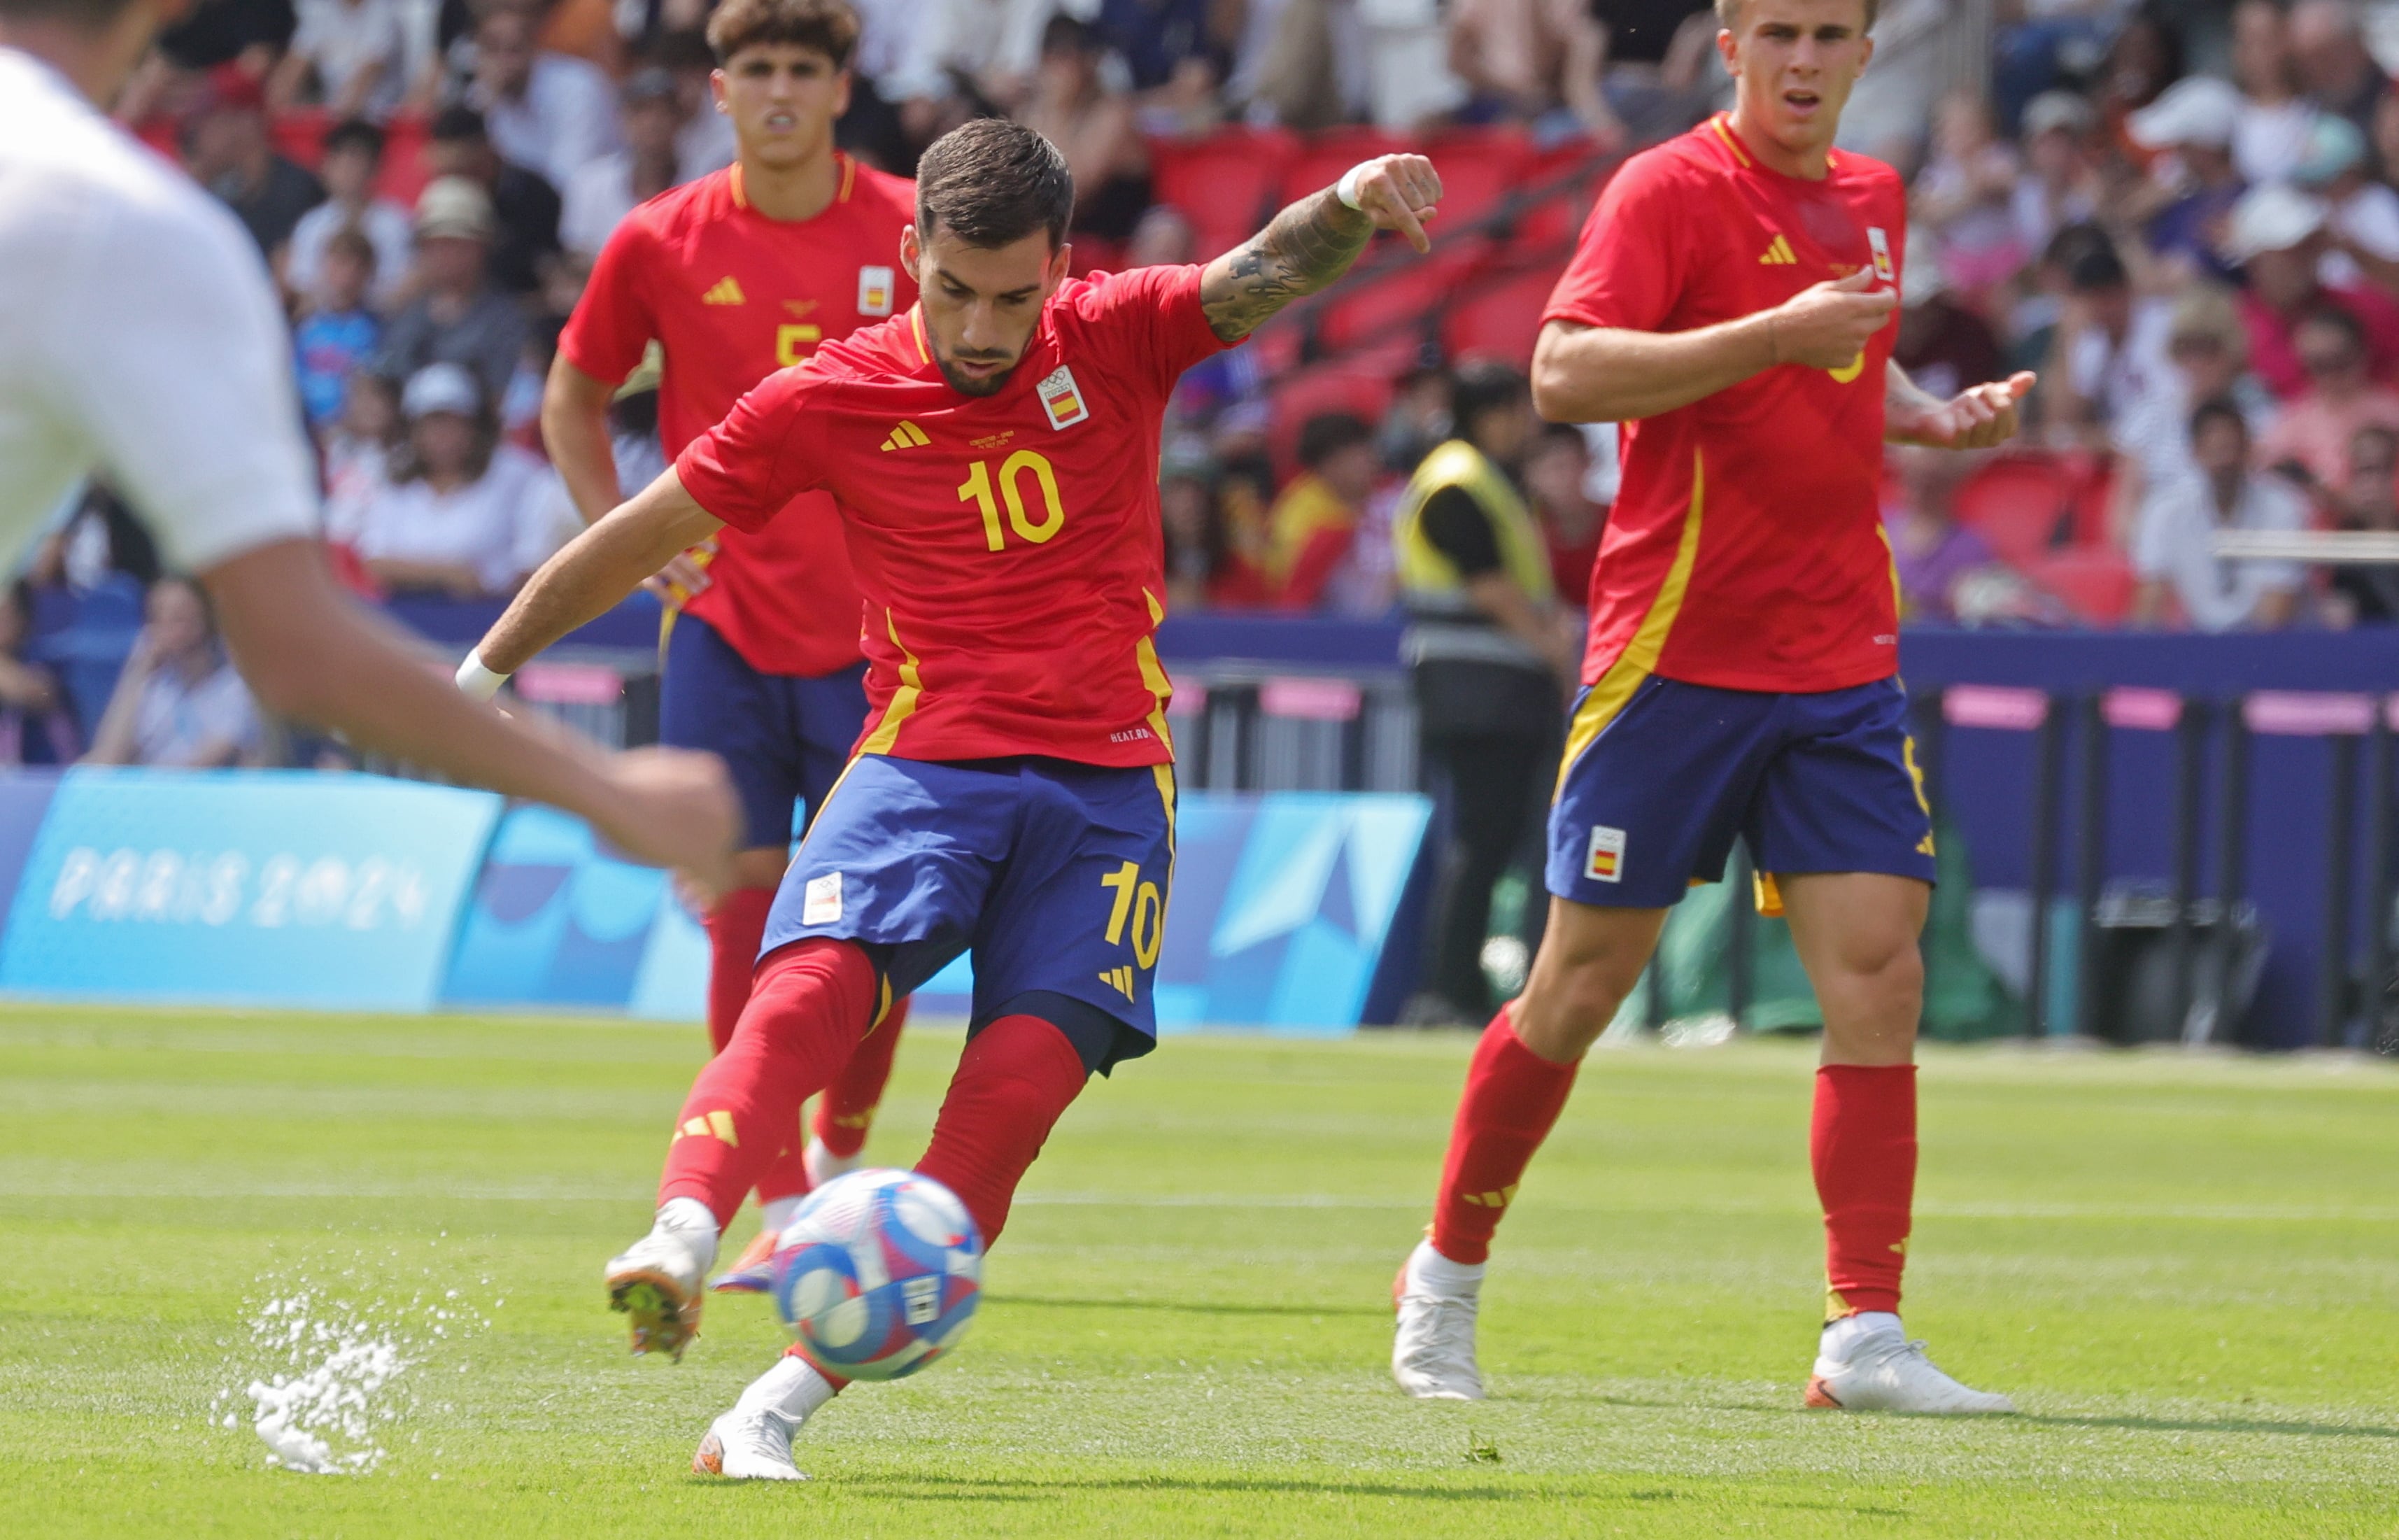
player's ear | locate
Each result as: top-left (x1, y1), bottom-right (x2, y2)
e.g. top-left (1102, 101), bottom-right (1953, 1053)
top-left (1045, 241), bottom-right (1072, 290)
top-left (1715, 22), bottom-right (1738, 75)
top-left (709, 69), bottom-right (728, 115)
top-left (900, 225), bottom-right (922, 284)
top-left (832, 69), bottom-right (852, 119)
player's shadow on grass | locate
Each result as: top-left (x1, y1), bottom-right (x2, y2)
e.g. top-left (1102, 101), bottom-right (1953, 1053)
top-left (2024, 1412), bottom-right (2399, 1441)
top-left (817, 1473), bottom-right (1910, 1516)
top-left (982, 1292), bottom-right (1389, 1319)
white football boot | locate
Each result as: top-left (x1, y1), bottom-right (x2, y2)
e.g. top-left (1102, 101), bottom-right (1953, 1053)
top-left (1391, 1238), bottom-right (1487, 1400)
top-left (693, 1355), bottom-right (840, 1481)
top-left (802, 1136), bottom-right (863, 1188)
top-left (1804, 1313), bottom-right (2016, 1414)
top-left (604, 1198), bottom-right (716, 1360)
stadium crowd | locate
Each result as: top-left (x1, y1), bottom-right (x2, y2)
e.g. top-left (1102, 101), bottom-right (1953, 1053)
top-left (15, 0), bottom-right (2399, 772)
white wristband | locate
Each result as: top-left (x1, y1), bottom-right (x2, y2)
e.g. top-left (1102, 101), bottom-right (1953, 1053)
top-left (455, 649), bottom-right (509, 702)
top-left (1335, 162), bottom-right (1371, 211)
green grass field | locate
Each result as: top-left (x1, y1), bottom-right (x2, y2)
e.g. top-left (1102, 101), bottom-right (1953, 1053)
top-left (6, 1005), bottom-right (2399, 1537)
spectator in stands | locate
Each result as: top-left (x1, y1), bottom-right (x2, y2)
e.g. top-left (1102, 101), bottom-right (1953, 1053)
top-left (2230, 183), bottom-right (2399, 400)
top-left (322, 369), bottom-right (403, 542)
top-left (1446, 0), bottom-right (1616, 143)
top-left (2049, 234), bottom-right (2174, 446)
top-left (2132, 400), bottom-right (2305, 632)
top-left (1894, 247), bottom-right (2002, 406)
top-left (1126, 204), bottom-right (1195, 269)
top-left (26, 484), bottom-right (160, 600)
top-left (469, 1), bottom-right (619, 192)
top-left (1391, 364), bottom-right (1578, 1026)
top-left (2232, 0), bottom-right (2316, 186)
top-left (1378, 360), bottom-right (1455, 476)
top-left (292, 228), bottom-right (383, 430)
top-left (2013, 91), bottom-right (2102, 262)
top-left (2326, 423), bottom-right (2399, 623)
top-left (1522, 422), bottom-right (1601, 607)
top-left (1239, 413), bottom-right (1377, 612)
top-left (85, 577), bottom-right (268, 770)
top-left (2126, 75), bottom-right (2246, 288)
top-left (184, 64), bottom-right (326, 264)
top-left (561, 67), bottom-right (689, 260)
top-left (285, 119), bottom-right (413, 309)
top-left (2291, 0), bottom-right (2387, 146)
top-left (2256, 306), bottom-right (2399, 497)
top-left (425, 106), bottom-right (565, 295)
top-left (2093, 5), bottom-right (2181, 160)
top-left (1232, 0), bottom-right (1370, 131)
top-left (2294, 113), bottom-right (2399, 292)
top-left (1159, 438), bottom-right (1232, 612)
top-left (347, 363), bottom-right (569, 596)
top-left (1016, 17), bottom-right (1152, 252)
top-left (0, 582), bottom-right (80, 768)
top-left (375, 176), bottom-right (530, 402)
top-left (270, 0), bottom-right (407, 119)
top-left (2108, 284), bottom-right (2270, 542)
top-left (883, 0), bottom-right (1057, 146)
top-left (1096, 0), bottom-right (1226, 96)
top-left (1883, 445), bottom-right (2011, 626)
top-left (1913, 91), bottom-right (2026, 305)
top-left (653, 27), bottom-right (737, 175)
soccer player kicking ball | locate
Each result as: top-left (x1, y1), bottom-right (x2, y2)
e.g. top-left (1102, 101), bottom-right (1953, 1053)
top-left (1392, 0), bottom-right (2034, 1415)
top-left (479, 0), bottom-right (921, 1294)
top-left (0, 1), bottom-right (735, 885)
top-left (468, 119), bottom-right (1443, 1478)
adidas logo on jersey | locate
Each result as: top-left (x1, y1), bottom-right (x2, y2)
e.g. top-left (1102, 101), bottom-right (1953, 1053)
top-left (881, 420), bottom-right (930, 451)
top-left (1757, 234), bottom-right (1797, 266)
top-left (1097, 965), bottom-right (1135, 1001)
top-left (701, 276), bottom-right (747, 304)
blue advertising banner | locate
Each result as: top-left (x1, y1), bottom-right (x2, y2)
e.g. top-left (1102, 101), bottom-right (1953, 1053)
top-left (444, 804), bottom-right (677, 1009)
top-left (0, 769), bottom-right (500, 1010)
top-left (0, 772), bottom-right (64, 937)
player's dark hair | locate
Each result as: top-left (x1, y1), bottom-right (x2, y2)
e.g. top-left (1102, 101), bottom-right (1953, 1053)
top-left (323, 118), bottom-right (386, 162)
top-left (2065, 241), bottom-right (2129, 295)
top-left (1451, 362), bottom-right (1530, 439)
top-left (2296, 303), bottom-right (2368, 352)
top-left (0, 0), bottom-right (143, 27)
top-left (916, 120), bottom-right (1076, 251)
top-left (1714, 0), bottom-right (1880, 31)
top-left (1042, 13), bottom-right (1098, 55)
top-left (706, 0), bottom-right (859, 69)
top-left (1297, 414), bottom-right (1374, 470)
top-left (429, 106), bottom-right (490, 146)
top-left (2188, 397), bottom-right (2248, 445)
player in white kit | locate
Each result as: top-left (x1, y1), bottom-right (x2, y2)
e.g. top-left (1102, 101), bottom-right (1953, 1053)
top-left (0, 0), bottom-right (737, 881)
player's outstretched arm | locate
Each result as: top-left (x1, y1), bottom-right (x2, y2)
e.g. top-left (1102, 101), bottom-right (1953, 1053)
top-left (1531, 269), bottom-right (1899, 424)
top-left (473, 467), bottom-right (723, 678)
top-left (1198, 155), bottom-right (1444, 341)
top-left (204, 539), bottom-right (737, 886)
top-left (1883, 362), bottom-right (2039, 450)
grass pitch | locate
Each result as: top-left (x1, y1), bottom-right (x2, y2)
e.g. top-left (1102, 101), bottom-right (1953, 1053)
top-left (4, 1006), bottom-right (2398, 1537)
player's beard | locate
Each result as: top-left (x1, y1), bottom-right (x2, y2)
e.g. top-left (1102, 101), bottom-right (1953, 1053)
top-left (934, 349), bottom-right (1021, 397)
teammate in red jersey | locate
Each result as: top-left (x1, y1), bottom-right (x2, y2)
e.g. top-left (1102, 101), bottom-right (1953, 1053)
top-left (504, 0), bottom-right (917, 1288)
top-left (1391, 0), bottom-right (2035, 1414)
top-left (469, 119), bottom-right (1443, 1476)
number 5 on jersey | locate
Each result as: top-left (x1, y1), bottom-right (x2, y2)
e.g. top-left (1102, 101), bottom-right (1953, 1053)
top-left (959, 450), bottom-right (1067, 551)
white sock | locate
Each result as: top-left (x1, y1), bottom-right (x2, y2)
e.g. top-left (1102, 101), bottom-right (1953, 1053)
top-left (1410, 1238), bottom-right (1485, 1297)
top-left (737, 1354), bottom-right (839, 1422)
top-left (759, 1195), bottom-right (803, 1238)
top-left (1821, 1311), bottom-right (1902, 1358)
top-left (656, 1196), bottom-right (721, 1272)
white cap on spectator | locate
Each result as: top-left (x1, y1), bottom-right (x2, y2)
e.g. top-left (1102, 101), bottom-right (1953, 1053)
top-left (415, 175), bottom-right (495, 241)
top-left (2125, 76), bottom-right (2241, 151)
top-left (402, 362), bottom-right (482, 419)
top-left (2021, 90), bottom-right (2095, 140)
top-left (2225, 184), bottom-right (2329, 262)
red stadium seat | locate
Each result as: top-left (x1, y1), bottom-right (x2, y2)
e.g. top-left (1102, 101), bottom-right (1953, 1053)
top-left (270, 107), bottom-right (331, 169)
top-left (1440, 264), bottom-right (1561, 367)
top-left (2026, 547), bottom-right (2136, 625)
top-left (1315, 240), bottom-right (1490, 353)
top-left (1418, 129), bottom-right (1533, 232)
top-left (1952, 455), bottom-right (2074, 565)
top-left (1266, 363), bottom-right (1400, 478)
top-left (377, 113), bottom-right (434, 207)
top-left (1277, 128), bottom-right (1410, 210)
top-left (1148, 129), bottom-right (1294, 261)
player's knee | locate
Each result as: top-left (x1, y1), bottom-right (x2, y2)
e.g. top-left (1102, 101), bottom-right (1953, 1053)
top-left (1514, 920), bottom-right (1654, 1057)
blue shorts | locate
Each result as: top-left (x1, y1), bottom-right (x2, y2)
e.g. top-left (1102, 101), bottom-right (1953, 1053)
top-left (1546, 675), bottom-right (1936, 910)
top-left (762, 754), bottom-right (1177, 1057)
top-left (659, 614), bottom-right (868, 853)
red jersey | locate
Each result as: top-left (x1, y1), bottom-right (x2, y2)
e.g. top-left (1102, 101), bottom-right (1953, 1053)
top-left (559, 155), bottom-right (916, 677)
top-left (674, 264), bottom-right (1232, 766)
top-left (1543, 115), bottom-right (1907, 693)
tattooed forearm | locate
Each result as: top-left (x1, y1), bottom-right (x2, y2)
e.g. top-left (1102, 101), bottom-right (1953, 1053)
top-left (1199, 189), bottom-right (1376, 341)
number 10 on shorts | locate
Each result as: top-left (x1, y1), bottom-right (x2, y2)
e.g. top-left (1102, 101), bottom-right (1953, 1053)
top-left (1099, 861), bottom-right (1163, 968)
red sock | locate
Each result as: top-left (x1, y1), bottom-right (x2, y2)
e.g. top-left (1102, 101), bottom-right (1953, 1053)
top-left (815, 995), bottom-right (907, 1157)
top-left (658, 939), bottom-right (877, 1227)
top-left (914, 1014), bottom-right (1087, 1248)
top-left (1812, 1064), bottom-right (1916, 1319)
top-left (751, 1132), bottom-right (814, 1208)
top-left (1429, 1007), bottom-right (1579, 1266)
top-left (704, 887), bottom-right (777, 1055)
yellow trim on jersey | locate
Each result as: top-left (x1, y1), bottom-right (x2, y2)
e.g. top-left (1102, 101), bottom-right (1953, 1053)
top-left (838, 153), bottom-right (856, 203)
top-left (1875, 523), bottom-right (1902, 617)
top-left (1554, 448), bottom-right (1709, 798)
top-left (856, 609), bottom-right (924, 757)
top-left (908, 306), bottom-right (930, 365)
top-left (728, 163), bottom-right (746, 210)
top-left (1709, 113), bottom-right (1753, 169)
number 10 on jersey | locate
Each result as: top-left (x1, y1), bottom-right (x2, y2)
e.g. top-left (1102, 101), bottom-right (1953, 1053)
top-left (958, 450), bottom-right (1066, 551)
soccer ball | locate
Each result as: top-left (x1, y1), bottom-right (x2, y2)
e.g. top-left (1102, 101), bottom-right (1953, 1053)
top-left (770, 1168), bottom-right (983, 1381)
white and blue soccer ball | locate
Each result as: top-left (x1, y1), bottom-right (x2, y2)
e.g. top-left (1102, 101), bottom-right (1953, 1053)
top-left (770, 1168), bottom-right (983, 1381)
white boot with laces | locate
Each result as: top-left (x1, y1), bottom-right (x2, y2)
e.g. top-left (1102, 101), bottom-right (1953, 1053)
top-left (1391, 1238), bottom-right (1487, 1400)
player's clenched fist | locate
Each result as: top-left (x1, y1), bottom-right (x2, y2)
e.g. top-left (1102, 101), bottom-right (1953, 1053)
top-left (1767, 267), bottom-right (1899, 370)
top-left (1340, 155), bottom-right (1444, 253)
